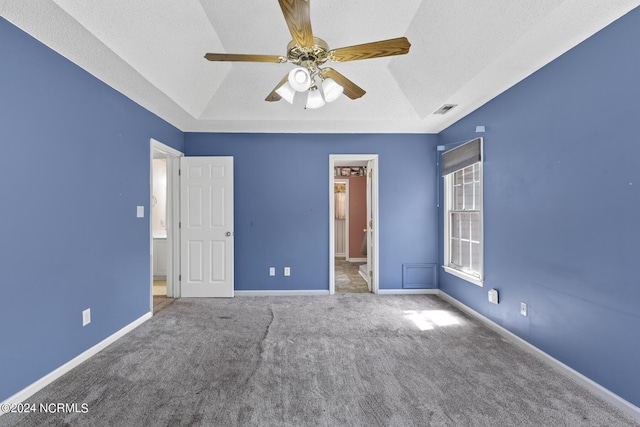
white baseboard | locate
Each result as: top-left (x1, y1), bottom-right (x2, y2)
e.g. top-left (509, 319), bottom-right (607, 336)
top-left (377, 289), bottom-right (439, 295)
top-left (347, 257), bottom-right (366, 262)
top-left (0, 312), bottom-right (152, 412)
top-left (437, 291), bottom-right (640, 422)
top-left (235, 290), bottom-right (330, 296)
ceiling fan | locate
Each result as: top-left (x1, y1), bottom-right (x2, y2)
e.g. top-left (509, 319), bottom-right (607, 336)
top-left (204, 0), bottom-right (411, 108)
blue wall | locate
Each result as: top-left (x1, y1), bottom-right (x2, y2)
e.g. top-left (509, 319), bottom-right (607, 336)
top-left (0, 18), bottom-right (184, 401)
top-left (3, 3), bottom-right (639, 412)
top-left (185, 133), bottom-right (439, 291)
top-left (438, 8), bottom-right (640, 407)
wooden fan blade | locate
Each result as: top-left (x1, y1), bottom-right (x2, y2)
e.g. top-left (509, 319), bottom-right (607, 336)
top-left (204, 53), bottom-right (284, 63)
top-left (278, 0), bottom-right (314, 48)
top-left (329, 37), bottom-right (411, 62)
top-left (265, 74), bottom-right (290, 102)
top-left (321, 68), bottom-right (365, 100)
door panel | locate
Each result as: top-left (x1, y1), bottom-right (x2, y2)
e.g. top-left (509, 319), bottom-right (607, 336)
top-left (188, 187), bottom-right (203, 226)
top-left (210, 240), bottom-right (226, 281)
top-left (188, 241), bottom-right (204, 282)
top-left (180, 157), bottom-right (234, 297)
top-left (210, 186), bottom-right (226, 226)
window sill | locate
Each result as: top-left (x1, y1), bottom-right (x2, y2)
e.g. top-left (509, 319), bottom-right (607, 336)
top-left (442, 266), bottom-right (483, 287)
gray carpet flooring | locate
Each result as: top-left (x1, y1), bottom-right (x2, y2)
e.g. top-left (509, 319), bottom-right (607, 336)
top-left (2, 295), bottom-right (638, 426)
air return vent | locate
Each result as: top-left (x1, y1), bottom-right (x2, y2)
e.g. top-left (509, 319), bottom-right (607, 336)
top-left (433, 104), bottom-right (458, 114)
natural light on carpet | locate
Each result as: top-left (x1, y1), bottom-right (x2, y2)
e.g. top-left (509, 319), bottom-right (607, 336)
top-left (403, 310), bottom-right (461, 331)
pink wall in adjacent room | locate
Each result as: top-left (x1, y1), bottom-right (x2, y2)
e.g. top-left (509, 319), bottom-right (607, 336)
top-left (340, 176), bottom-right (366, 259)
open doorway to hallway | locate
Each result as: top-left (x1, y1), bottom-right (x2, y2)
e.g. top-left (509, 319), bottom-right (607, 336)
top-left (333, 176), bottom-right (369, 293)
top-left (150, 139), bottom-right (183, 313)
top-left (329, 154), bottom-right (379, 294)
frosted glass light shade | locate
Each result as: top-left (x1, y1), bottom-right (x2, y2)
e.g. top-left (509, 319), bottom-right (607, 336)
top-left (288, 67), bottom-right (312, 92)
top-left (322, 78), bottom-right (343, 102)
top-left (275, 82), bottom-right (296, 104)
top-left (305, 88), bottom-right (325, 109)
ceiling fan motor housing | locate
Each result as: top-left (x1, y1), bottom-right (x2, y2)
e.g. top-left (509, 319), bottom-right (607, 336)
top-left (286, 37), bottom-right (329, 65)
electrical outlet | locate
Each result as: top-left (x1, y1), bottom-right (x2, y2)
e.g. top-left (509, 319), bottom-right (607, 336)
top-left (269, 267), bottom-right (275, 276)
top-left (82, 308), bottom-right (91, 326)
top-left (520, 302), bottom-right (528, 317)
top-left (284, 267), bottom-right (291, 277)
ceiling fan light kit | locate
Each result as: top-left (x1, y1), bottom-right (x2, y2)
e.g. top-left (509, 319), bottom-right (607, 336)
top-left (305, 86), bottom-right (325, 109)
top-left (204, 0), bottom-right (411, 109)
top-left (321, 78), bottom-right (343, 103)
top-left (288, 67), bottom-right (312, 92)
top-left (274, 82), bottom-right (296, 104)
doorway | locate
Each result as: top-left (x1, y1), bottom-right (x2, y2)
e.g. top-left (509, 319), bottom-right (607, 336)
top-left (329, 154), bottom-right (379, 294)
top-left (150, 139), bottom-right (183, 313)
top-left (333, 178), bottom-right (368, 293)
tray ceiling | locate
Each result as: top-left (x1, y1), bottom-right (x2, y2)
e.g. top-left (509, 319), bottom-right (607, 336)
top-left (2, 1), bottom-right (639, 133)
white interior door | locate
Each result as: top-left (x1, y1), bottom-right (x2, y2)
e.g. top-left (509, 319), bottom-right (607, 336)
top-left (366, 160), bottom-right (373, 292)
top-left (180, 157), bottom-right (234, 297)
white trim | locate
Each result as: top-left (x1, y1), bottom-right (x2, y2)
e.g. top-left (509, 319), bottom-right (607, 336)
top-left (0, 312), bottom-right (152, 412)
top-left (347, 257), bottom-right (367, 263)
top-left (442, 265), bottom-right (484, 287)
top-left (151, 138), bottom-right (182, 157)
top-left (235, 290), bottom-right (330, 296)
top-left (167, 153), bottom-right (182, 297)
top-left (329, 155), bottom-right (379, 295)
top-left (437, 291), bottom-right (640, 422)
top-left (378, 289), bottom-right (439, 295)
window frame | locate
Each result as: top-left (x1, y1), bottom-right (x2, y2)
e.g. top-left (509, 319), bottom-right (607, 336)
top-left (443, 150), bottom-right (484, 287)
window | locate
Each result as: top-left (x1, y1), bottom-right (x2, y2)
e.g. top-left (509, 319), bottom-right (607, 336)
top-left (442, 138), bottom-right (483, 286)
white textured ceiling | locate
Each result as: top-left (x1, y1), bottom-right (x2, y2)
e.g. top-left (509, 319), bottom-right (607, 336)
top-left (2, 1), bottom-right (639, 133)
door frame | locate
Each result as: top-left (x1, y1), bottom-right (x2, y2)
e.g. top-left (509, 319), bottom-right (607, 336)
top-left (329, 154), bottom-right (379, 294)
top-left (150, 139), bottom-right (183, 311)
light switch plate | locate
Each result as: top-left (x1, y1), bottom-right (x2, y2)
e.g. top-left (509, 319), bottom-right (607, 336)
top-left (136, 206), bottom-right (144, 218)
top-left (269, 267), bottom-right (275, 276)
top-left (520, 302), bottom-right (528, 317)
top-left (284, 267), bottom-right (291, 277)
top-left (488, 289), bottom-right (499, 304)
top-left (82, 308), bottom-right (91, 326)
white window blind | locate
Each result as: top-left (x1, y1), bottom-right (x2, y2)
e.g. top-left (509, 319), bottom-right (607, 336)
top-left (442, 137), bottom-right (482, 176)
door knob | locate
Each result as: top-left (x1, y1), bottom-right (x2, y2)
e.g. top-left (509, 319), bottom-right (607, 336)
top-left (226, 231), bottom-right (232, 237)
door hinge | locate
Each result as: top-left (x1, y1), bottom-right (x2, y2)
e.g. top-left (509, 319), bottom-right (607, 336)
top-left (178, 169), bottom-right (181, 176)
top-left (368, 169), bottom-right (373, 178)
top-left (369, 219), bottom-right (373, 228)
top-left (179, 275), bottom-right (181, 281)
top-left (179, 222), bottom-right (181, 229)
top-left (369, 270), bottom-right (373, 278)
